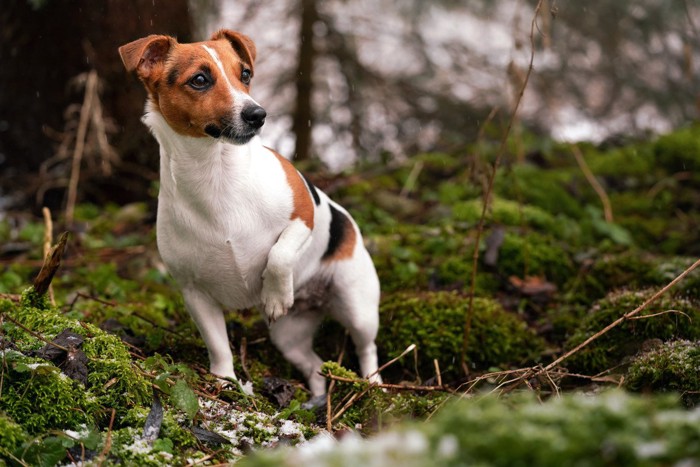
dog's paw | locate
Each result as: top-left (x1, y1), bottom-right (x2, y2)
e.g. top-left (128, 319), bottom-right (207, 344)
top-left (261, 270), bottom-right (294, 323)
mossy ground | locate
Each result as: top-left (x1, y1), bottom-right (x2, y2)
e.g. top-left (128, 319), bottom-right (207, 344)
top-left (1, 126), bottom-right (700, 464)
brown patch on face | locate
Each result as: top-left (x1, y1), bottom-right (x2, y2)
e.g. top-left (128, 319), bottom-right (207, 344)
top-left (120, 31), bottom-right (257, 139)
top-left (268, 148), bottom-right (315, 230)
top-left (322, 204), bottom-right (357, 262)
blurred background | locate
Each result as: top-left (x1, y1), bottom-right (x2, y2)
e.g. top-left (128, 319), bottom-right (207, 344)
top-left (1, 0), bottom-right (699, 211)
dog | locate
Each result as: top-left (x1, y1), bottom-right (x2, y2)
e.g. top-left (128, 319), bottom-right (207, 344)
top-left (119, 30), bottom-right (381, 403)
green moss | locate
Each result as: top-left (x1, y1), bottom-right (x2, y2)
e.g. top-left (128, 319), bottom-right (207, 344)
top-left (494, 164), bottom-right (585, 220)
top-left (0, 294), bottom-right (152, 432)
top-left (451, 197), bottom-right (559, 233)
top-left (565, 290), bottom-right (700, 374)
top-left (626, 339), bottom-right (700, 407)
top-left (83, 332), bottom-right (152, 422)
top-left (321, 362), bottom-right (449, 430)
top-left (380, 292), bottom-right (543, 377)
top-left (654, 125), bottom-right (700, 174)
top-left (0, 413), bottom-right (29, 460)
top-left (0, 351), bottom-right (98, 435)
top-left (496, 232), bottom-right (575, 285)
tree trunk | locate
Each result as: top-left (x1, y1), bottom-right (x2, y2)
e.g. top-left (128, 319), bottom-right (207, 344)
top-left (291, 0), bottom-right (318, 161)
top-left (0, 0), bottom-right (192, 209)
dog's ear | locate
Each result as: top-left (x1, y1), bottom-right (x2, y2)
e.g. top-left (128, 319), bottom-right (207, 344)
top-left (119, 35), bottom-right (174, 79)
top-left (210, 29), bottom-right (256, 72)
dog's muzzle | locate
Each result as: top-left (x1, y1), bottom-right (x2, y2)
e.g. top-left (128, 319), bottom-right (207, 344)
top-left (205, 104), bottom-right (267, 145)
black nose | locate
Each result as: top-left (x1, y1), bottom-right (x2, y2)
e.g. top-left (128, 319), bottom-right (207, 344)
top-left (241, 105), bottom-right (266, 129)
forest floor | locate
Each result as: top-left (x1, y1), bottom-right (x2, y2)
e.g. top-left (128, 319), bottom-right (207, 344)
top-left (1, 125), bottom-right (700, 466)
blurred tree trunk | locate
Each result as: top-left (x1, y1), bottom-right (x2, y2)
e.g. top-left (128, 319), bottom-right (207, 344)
top-left (0, 0), bottom-right (192, 209)
top-left (291, 0), bottom-right (318, 161)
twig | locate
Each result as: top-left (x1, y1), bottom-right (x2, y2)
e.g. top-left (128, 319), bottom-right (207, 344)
top-left (0, 293), bottom-right (20, 303)
top-left (368, 343), bottom-right (415, 380)
top-left (324, 373), bottom-right (446, 393)
top-left (185, 452), bottom-right (220, 466)
top-left (571, 144), bottom-right (613, 223)
top-left (326, 379), bottom-right (335, 432)
top-left (331, 385), bottom-right (372, 423)
top-left (32, 231), bottom-right (69, 298)
top-left (42, 207), bottom-right (55, 306)
top-left (1, 314), bottom-right (70, 353)
top-left (512, 257), bottom-right (700, 387)
top-left (627, 309), bottom-right (691, 321)
top-left (399, 160), bottom-right (424, 197)
top-left (96, 408), bottom-right (116, 466)
top-left (65, 70), bottom-right (98, 225)
top-left (433, 359), bottom-right (443, 387)
top-left (461, 0), bottom-right (545, 375)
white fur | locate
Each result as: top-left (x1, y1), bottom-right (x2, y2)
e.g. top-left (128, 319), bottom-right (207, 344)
top-left (143, 101), bottom-right (381, 397)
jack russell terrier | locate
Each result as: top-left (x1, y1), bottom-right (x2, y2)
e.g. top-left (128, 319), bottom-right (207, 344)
top-left (119, 30), bottom-right (381, 403)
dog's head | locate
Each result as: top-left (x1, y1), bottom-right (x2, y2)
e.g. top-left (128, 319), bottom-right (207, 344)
top-left (119, 30), bottom-right (266, 145)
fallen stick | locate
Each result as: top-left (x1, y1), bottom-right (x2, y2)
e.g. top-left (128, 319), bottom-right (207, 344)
top-left (32, 231), bottom-right (70, 298)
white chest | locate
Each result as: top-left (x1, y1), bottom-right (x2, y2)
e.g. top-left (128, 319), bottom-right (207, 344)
top-left (154, 136), bottom-right (295, 309)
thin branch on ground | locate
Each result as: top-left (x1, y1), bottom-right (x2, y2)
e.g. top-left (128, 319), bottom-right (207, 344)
top-left (508, 257), bottom-right (700, 389)
top-left (42, 207), bottom-right (55, 306)
top-left (2, 314), bottom-right (71, 353)
top-left (96, 408), bottom-right (116, 466)
top-left (461, 0), bottom-right (545, 375)
top-left (571, 144), bottom-right (613, 223)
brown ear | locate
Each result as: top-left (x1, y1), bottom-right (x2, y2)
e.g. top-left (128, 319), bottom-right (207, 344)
top-left (210, 29), bottom-right (256, 72)
top-left (118, 35), bottom-right (174, 78)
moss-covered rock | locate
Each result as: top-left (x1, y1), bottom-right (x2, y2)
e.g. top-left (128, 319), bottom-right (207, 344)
top-left (573, 253), bottom-right (700, 304)
top-left (626, 339), bottom-right (700, 407)
top-left (0, 350), bottom-right (98, 435)
top-left (380, 291), bottom-right (543, 377)
top-left (0, 293), bottom-right (152, 432)
top-left (564, 290), bottom-right (700, 374)
top-left (653, 125), bottom-right (700, 174)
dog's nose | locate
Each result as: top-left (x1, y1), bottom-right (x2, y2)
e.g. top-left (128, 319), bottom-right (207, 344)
top-left (241, 105), bottom-right (267, 129)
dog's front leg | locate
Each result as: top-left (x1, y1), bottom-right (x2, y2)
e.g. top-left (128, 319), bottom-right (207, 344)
top-left (182, 286), bottom-right (236, 379)
top-left (261, 219), bottom-right (313, 322)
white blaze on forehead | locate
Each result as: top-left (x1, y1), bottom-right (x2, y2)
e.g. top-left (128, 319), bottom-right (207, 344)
top-left (202, 44), bottom-right (236, 96)
top-left (201, 44), bottom-right (259, 112)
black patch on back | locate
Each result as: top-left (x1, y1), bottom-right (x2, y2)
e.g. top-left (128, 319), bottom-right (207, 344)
top-left (323, 204), bottom-right (348, 260)
top-left (301, 173), bottom-right (321, 206)
top-left (167, 68), bottom-right (179, 86)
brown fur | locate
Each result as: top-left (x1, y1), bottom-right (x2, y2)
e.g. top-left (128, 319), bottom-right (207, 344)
top-left (269, 149), bottom-right (315, 229)
top-left (118, 32), bottom-right (256, 139)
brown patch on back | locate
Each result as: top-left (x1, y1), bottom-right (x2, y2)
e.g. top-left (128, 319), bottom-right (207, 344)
top-left (269, 148), bottom-right (315, 230)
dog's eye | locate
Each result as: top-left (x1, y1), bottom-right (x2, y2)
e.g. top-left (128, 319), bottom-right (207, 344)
top-left (189, 73), bottom-right (210, 90)
top-left (241, 68), bottom-right (252, 85)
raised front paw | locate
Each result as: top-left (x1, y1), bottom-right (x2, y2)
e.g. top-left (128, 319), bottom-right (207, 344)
top-left (261, 270), bottom-right (294, 323)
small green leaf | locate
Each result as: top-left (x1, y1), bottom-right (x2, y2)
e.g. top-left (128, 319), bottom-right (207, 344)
top-left (18, 436), bottom-right (72, 467)
top-left (170, 379), bottom-right (199, 421)
top-left (153, 372), bottom-right (172, 395)
top-left (152, 437), bottom-right (174, 454)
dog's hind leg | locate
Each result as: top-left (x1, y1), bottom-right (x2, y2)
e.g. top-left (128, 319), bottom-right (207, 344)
top-left (329, 254), bottom-right (382, 385)
top-left (268, 309), bottom-right (326, 398)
